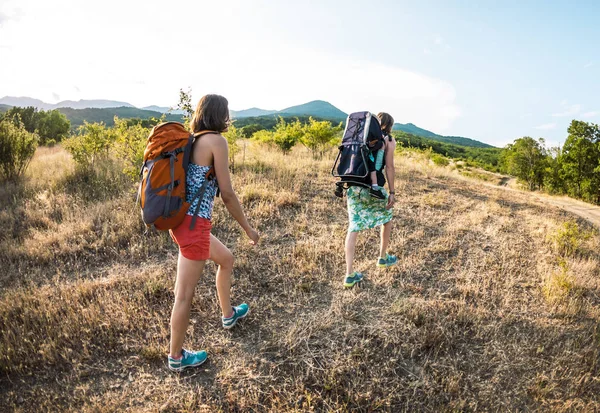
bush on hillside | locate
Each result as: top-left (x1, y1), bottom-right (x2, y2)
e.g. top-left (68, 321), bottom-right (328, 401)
top-left (0, 119), bottom-right (39, 181)
top-left (112, 117), bottom-right (149, 180)
top-left (63, 121), bottom-right (115, 168)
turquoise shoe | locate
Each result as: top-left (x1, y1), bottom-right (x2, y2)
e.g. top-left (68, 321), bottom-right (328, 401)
top-left (168, 348), bottom-right (208, 372)
top-left (222, 303), bottom-right (249, 329)
top-left (377, 253), bottom-right (398, 268)
top-left (343, 271), bottom-right (364, 288)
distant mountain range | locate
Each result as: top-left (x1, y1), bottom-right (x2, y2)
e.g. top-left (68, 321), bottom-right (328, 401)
top-left (0, 96), bottom-right (493, 148)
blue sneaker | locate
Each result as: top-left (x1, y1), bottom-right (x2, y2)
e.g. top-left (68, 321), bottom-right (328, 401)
top-left (168, 348), bottom-right (208, 372)
top-left (377, 253), bottom-right (398, 268)
top-left (343, 271), bottom-right (364, 288)
top-left (222, 303), bottom-right (249, 329)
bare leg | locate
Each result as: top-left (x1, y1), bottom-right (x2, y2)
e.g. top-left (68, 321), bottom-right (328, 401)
top-left (209, 234), bottom-right (234, 317)
top-left (345, 230), bottom-right (359, 275)
top-left (170, 252), bottom-right (205, 358)
top-left (380, 220), bottom-right (392, 258)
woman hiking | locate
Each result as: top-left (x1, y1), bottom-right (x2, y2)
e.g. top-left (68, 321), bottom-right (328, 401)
top-left (343, 112), bottom-right (398, 288)
top-left (167, 94), bottom-right (259, 371)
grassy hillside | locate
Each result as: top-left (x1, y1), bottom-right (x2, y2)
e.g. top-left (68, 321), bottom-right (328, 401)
top-left (57, 107), bottom-right (184, 128)
top-left (0, 104), bottom-right (11, 113)
top-left (394, 131), bottom-right (502, 170)
top-left (278, 100), bottom-right (347, 120)
top-left (393, 123), bottom-right (494, 149)
top-left (1, 145), bottom-right (599, 411)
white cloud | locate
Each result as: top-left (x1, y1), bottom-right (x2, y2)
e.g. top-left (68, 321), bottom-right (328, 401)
top-left (584, 61), bottom-right (594, 69)
top-left (551, 103), bottom-right (581, 117)
top-left (534, 123), bottom-right (557, 130)
top-left (582, 111), bottom-right (599, 118)
top-left (423, 48), bottom-right (432, 55)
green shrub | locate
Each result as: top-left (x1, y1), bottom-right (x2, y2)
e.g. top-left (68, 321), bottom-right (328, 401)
top-left (547, 221), bottom-right (592, 257)
top-left (223, 124), bottom-right (243, 172)
top-left (63, 121), bottom-right (115, 168)
top-left (0, 119), bottom-right (39, 181)
top-left (431, 153), bottom-right (450, 166)
top-left (112, 117), bottom-right (149, 180)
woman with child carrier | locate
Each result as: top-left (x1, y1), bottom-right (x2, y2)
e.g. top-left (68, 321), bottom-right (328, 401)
top-left (167, 94), bottom-right (259, 371)
top-left (343, 112), bottom-right (398, 288)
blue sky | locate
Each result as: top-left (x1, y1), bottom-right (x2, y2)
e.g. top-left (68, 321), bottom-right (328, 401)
top-left (0, 0), bottom-right (598, 147)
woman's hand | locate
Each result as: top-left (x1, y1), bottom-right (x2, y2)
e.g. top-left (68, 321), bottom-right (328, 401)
top-left (386, 193), bottom-right (395, 210)
top-left (246, 227), bottom-right (260, 245)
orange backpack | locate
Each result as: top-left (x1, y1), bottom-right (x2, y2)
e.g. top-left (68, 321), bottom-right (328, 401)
top-left (138, 122), bottom-right (214, 230)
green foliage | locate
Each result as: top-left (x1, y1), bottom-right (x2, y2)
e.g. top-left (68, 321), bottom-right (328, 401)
top-left (273, 117), bottom-right (302, 154)
top-left (223, 124), bottom-right (243, 172)
top-left (547, 221), bottom-right (592, 257)
top-left (63, 121), bottom-right (115, 168)
top-left (431, 153), bottom-right (450, 166)
top-left (301, 117), bottom-right (342, 159)
top-left (501, 137), bottom-right (547, 190)
top-left (4, 106), bottom-right (70, 145)
top-left (393, 131), bottom-right (501, 171)
top-left (251, 117), bottom-right (302, 154)
top-left (176, 88), bottom-right (194, 129)
top-left (57, 107), bottom-right (182, 129)
top-left (560, 120), bottom-right (600, 203)
top-left (240, 123), bottom-right (264, 139)
top-left (543, 146), bottom-right (565, 195)
top-left (112, 117), bottom-right (149, 180)
top-left (0, 119), bottom-right (39, 181)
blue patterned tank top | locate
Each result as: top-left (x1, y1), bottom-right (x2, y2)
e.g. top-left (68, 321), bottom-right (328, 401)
top-left (186, 164), bottom-right (219, 220)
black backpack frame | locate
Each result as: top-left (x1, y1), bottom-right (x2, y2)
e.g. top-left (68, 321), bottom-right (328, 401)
top-left (331, 111), bottom-right (385, 197)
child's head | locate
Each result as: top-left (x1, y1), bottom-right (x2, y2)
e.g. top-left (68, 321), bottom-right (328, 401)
top-left (377, 112), bottom-right (394, 135)
top-left (191, 94), bottom-right (230, 133)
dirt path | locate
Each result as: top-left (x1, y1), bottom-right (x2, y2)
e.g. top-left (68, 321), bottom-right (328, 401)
top-left (487, 177), bottom-right (600, 228)
top-left (532, 194), bottom-right (600, 228)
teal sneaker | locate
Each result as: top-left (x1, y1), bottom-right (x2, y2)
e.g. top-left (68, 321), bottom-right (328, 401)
top-left (222, 303), bottom-right (249, 329)
top-left (377, 253), bottom-right (398, 268)
top-left (343, 271), bottom-right (364, 288)
top-left (168, 348), bottom-right (208, 372)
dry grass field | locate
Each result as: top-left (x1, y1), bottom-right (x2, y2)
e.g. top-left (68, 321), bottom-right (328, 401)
top-left (1, 144), bottom-right (599, 412)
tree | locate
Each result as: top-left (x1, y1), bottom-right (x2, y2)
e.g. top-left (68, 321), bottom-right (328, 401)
top-left (4, 106), bottom-right (70, 145)
top-left (0, 119), bottom-right (39, 181)
top-left (300, 117), bottom-right (342, 159)
top-left (240, 123), bottom-right (264, 139)
top-left (543, 146), bottom-right (565, 195)
top-left (222, 124), bottom-right (243, 173)
top-left (561, 120), bottom-right (600, 202)
top-left (176, 88), bottom-right (194, 129)
top-left (112, 117), bottom-right (149, 179)
top-left (63, 121), bottom-right (115, 168)
top-left (501, 137), bottom-right (548, 190)
top-left (272, 117), bottom-right (302, 154)
top-left (37, 110), bottom-right (70, 144)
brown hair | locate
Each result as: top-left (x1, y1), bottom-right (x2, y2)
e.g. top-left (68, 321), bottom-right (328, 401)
top-left (190, 94), bottom-right (230, 133)
top-left (377, 112), bottom-right (394, 135)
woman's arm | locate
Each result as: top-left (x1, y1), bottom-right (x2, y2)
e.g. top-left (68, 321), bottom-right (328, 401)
top-left (384, 137), bottom-right (396, 210)
top-left (211, 135), bottom-right (259, 244)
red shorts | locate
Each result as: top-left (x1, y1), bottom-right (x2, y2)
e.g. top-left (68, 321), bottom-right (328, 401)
top-left (169, 215), bottom-right (212, 261)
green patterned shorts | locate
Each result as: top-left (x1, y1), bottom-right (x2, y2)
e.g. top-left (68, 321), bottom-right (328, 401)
top-left (346, 186), bottom-right (393, 232)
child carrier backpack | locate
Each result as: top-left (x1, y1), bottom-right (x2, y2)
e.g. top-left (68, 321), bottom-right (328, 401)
top-left (331, 111), bottom-right (385, 197)
top-left (137, 122), bottom-right (215, 231)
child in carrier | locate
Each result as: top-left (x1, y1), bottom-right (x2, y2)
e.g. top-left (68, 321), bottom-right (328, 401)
top-left (367, 144), bottom-right (386, 199)
top-left (367, 112), bottom-right (394, 199)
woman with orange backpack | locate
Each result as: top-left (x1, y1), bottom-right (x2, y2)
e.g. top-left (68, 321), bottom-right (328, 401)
top-left (167, 94), bottom-right (259, 371)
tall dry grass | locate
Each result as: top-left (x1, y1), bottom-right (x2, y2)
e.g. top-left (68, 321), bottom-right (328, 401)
top-left (1, 143), bottom-right (600, 412)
